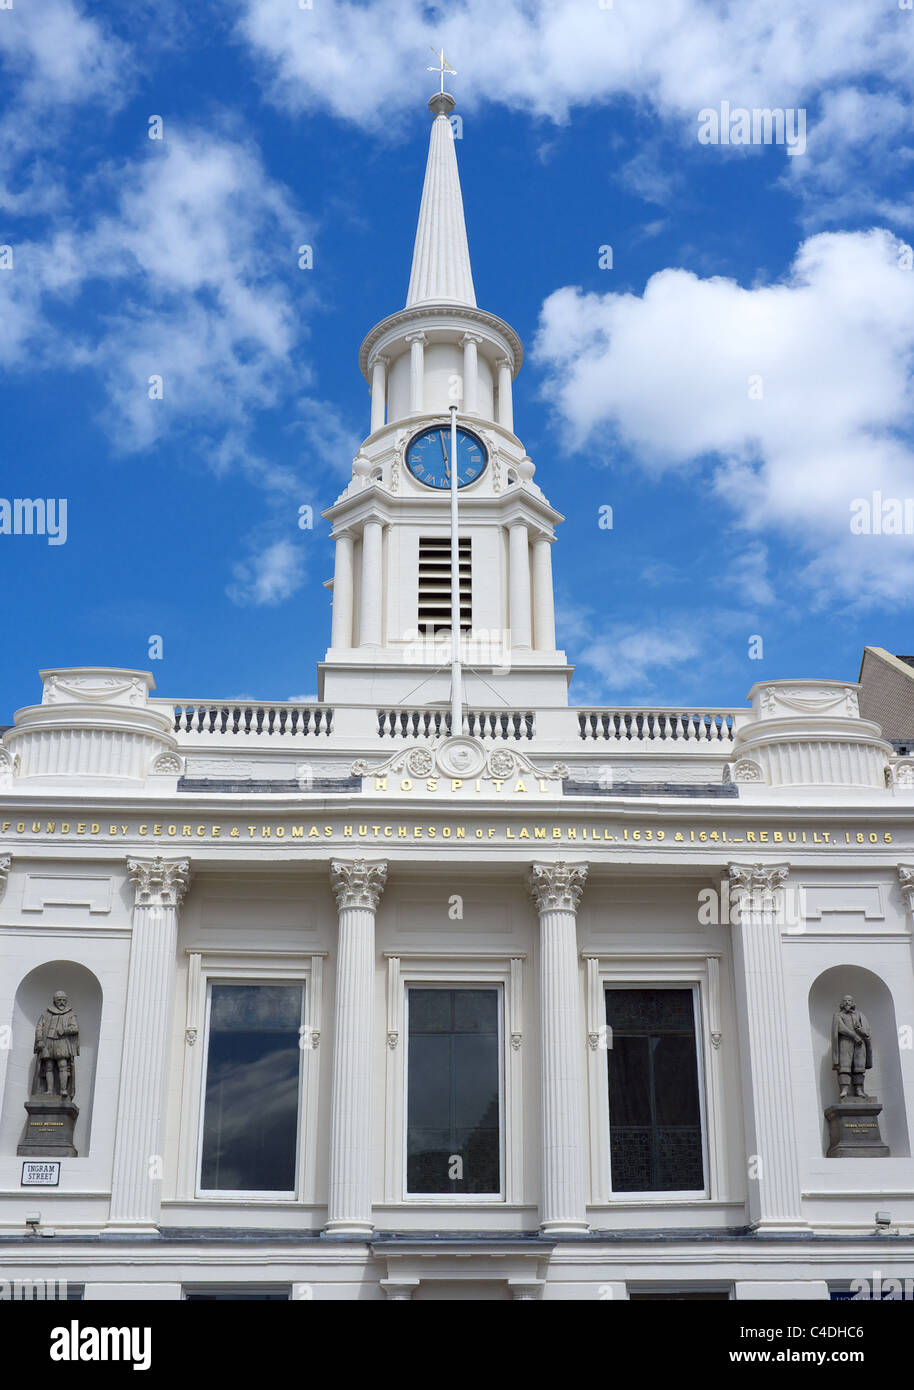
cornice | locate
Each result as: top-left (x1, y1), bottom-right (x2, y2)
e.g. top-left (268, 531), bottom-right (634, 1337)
top-left (359, 303), bottom-right (523, 381)
top-left (323, 480), bottom-right (564, 530)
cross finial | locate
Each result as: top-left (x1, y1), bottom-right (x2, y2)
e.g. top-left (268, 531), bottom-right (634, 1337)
top-left (427, 46), bottom-right (456, 95)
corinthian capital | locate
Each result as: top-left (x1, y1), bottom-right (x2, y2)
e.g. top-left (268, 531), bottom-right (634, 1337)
top-left (728, 862), bottom-right (789, 905)
top-left (898, 865), bottom-right (914, 915)
top-left (128, 856), bottom-right (191, 907)
top-left (331, 859), bottom-right (388, 911)
top-left (528, 861), bottom-right (588, 913)
top-left (0, 854), bottom-right (10, 899)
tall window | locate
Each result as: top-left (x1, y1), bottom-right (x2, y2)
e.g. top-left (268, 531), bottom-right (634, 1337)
top-left (605, 987), bottom-right (704, 1193)
top-left (200, 983), bottom-right (304, 1193)
top-left (406, 987), bottom-right (501, 1195)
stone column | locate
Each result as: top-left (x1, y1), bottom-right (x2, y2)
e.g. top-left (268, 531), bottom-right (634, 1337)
top-left (359, 518), bottom-right (383, 646)
top-left (406, 332), bottom-right (426, 415)
top-left (531, 533), bottom-right (556, 652)
top-left (369, 354), bottom-right (388, 434)
top-left (330, 531), bottom-right (355, 649)
top-left (728, 862), bottom-right (805, 1229)
top-left (461, 332), bottom-right (482, 415)
top-left (0, 854), bottom-right (9, 900)
top-left (326, 859), bottom-right (388, 1234)
top-left (508, 521), bottom-right (532, 650)
top-left (497, 358), bottom-right (514, 432)
top-left (108, 857), bottom-right (191, 1229)
top-left (899, 866), bottom-right (914, 972)
top-left (529, 861), bottom-right (589, 1234)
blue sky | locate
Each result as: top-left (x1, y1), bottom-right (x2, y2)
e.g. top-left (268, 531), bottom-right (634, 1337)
top-left (1, 0), bottom-right (913, 719)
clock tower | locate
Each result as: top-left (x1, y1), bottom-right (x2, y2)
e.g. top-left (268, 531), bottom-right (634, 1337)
top-left (319, 87), bottom-right (572, 717)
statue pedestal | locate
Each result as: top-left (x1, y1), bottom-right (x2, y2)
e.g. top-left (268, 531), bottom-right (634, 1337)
top-left (18, 1097), bottom-right (79, 1157)
top-left (825, 1098), bottom-right (889, 1158)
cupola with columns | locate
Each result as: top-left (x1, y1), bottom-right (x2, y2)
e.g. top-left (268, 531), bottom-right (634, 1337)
top-left (319, 85), bottom-right (572, 712)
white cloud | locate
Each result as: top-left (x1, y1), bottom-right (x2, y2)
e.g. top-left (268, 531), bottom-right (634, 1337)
top-left (237, 0), bottom-right (912, 126)
top-left (294, 399), bottom-right (363, 478)
top-left (616, 148), bottom-right (682, 207)
top-left (0, 0), bottom-right (133, 213)
top-left (782, 87), bottom-right (914, 228)
top-left (0, 128), bottom-right (312, 456)
top-left (228, 538), bottom-right (306, 607)
top-left (556, 600), bottom-right (701, 702)
top-left (235, 0), bottom-right (913, 217)
top-left (534, 228), bottom-right (914, 605)
top-left (580, 627), bottom-right (701, 695)
top-left (727, 541), bottom-right (776, 608)
top-left (0, 0), bottom-right (130, 108)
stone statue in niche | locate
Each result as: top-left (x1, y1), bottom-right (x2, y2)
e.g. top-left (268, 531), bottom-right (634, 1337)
top-left (832, 994), bottom-right (872, 1099)
top-left (33, 990), bottom-right (80, 1099)
top-left (17, 990), bottom-right (81, 1158)
top-left (824, 994), bottom-right (889, 1158)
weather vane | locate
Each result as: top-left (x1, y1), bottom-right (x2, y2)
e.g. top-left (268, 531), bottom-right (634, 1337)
top-left (427, 47), bottom-right (456, 94)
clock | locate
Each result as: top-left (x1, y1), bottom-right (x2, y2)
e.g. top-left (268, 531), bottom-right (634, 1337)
top-left (406, 424), bottom-right (487, 490)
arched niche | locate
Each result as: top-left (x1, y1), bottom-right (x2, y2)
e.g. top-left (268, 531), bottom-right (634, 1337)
top-left (0, 961), bottom-right (102, 1157)
top-left (808, 965), bottom-right (909, 1157)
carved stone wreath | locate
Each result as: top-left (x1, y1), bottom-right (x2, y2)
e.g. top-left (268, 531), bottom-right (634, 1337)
top-left (892, 759), bottom-right (914, 789)
top-left (726, 757), bottom-right (765, 784)
top-left (406, 747), bottom-right (435, 778)
top-left (151, 752), bottom-right (182, 776)
top-left (488, 748), bottom-right (516, 779)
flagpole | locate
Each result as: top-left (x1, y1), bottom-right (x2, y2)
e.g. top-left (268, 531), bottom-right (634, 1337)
top-left (449, 403), bottom-right (462, 736)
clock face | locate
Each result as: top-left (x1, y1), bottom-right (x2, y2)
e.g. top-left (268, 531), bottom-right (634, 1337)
top-left (406, 425), bottom-right (487, 490)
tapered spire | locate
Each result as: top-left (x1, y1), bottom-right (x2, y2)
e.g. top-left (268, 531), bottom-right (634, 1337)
top-left (406, 91), bottom-right (477, 309)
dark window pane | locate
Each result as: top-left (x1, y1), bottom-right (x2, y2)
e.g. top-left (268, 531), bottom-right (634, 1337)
top-left (607, 988), bottom-right (695, 1033)
top-left (407, 987), bottom-right (500, 1195)
top-left (606, 988), bottom-right (704, 1193)
top-left (454, 989), bottom-right (498, 1033)
top-left (200, 983), bottom-right (303, 1192)
top-left (653, 1035), bottom-right (700, 1126)
top-left (609, 1036), bottom-right (652, 1126)
top-left (408, 988), bottom-right (452, 1033)
top-left (408, 1036), bottom-right (452, 1129)
top-left (611, 1128), bottom-right (653, 1191)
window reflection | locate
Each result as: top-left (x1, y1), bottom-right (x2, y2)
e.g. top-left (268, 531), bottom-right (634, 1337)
top-left (407, 987), bottom-right (501, 1195)
top-left (606, 987), bottom-right (704, 1193)
top-left (200, 983), bottom-right (304, 1193)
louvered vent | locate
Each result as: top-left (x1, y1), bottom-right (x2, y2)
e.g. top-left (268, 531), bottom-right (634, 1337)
top-left (418, 536), bottom-right (471, 633)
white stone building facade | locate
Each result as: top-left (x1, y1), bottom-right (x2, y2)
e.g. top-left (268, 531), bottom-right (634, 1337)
top-left (1, 92), bottom-right (914, 1302)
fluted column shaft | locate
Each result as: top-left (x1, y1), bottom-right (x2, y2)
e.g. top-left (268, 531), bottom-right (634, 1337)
top-left (529, 862), bottom-right (589, 1234)
top-left (369, 355), bottom-right (388, 433)
top-left (497, 359), bottom-right (514, 432)
top-left (728, 862), bottom-right (804, 1228)
top-left (330, 532), bottom-right (354, 649)
top-left (359, 519), bottom-right (383, 646)
top-left (407, 332), bottom-right (426, 414)
top-left (461, 333), bottom-right (481, 414)
top-left (326, 860), bottom-right (388, 1234)
top-left (509, 521), bottom-right (532, 650)
top-left (109, 857), bottom-right (190, 1228)
top-left (532, 534), bottom-right (556, 652)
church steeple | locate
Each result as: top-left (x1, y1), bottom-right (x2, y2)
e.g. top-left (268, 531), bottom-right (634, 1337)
top-left (406, 92), bottom-right (477, 309)
top-left (320, 75), bottom-right (571, 711)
